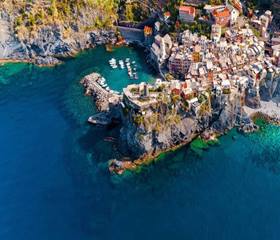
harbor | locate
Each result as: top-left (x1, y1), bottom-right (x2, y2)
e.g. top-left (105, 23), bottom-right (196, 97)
top-left (2, 42), bottom-right (280, 240)
top-left (109, 57), bottom-right (139, 80)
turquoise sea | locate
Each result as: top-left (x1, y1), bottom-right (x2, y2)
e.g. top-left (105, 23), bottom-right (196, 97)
top-left (0, 46), bottom-right (280, 240)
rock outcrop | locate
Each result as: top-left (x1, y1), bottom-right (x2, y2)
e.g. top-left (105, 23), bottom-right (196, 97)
top-left (118, 90), bottom-right (256, 159)
top-left (260, 73), bottom-right (280, 101)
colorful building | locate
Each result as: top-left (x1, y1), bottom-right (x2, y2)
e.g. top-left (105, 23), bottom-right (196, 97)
top-left (212, 7), bottom-right (231, 27)
top-left (179, 6), bottom-right (196, 23)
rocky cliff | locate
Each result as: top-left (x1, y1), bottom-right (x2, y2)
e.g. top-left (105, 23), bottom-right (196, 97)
top-left (259, 72), bottom-right (280, 101)
top-left (0, 0), bottom-right (119, 65)
top-left (118, 89), bottom-right (256, 160)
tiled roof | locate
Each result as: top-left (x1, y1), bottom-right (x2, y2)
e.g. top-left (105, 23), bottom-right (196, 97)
top-left (213, 7), bottom-right (230, 18)
top-left (179, 6), bottom-right (196, 15)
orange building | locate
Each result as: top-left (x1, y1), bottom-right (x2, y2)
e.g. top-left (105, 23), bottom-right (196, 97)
top-left (144, 26), bottom-right (153, 36)
top-left (164, 11), bottom-right (171, 20)
top-left (212, 7), bottom-right (231, 27)
top-left (179, 6), bottom-right (196, 23)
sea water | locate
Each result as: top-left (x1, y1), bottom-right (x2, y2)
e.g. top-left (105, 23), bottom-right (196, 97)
top-left (0, 46), bottom-right (280, 240)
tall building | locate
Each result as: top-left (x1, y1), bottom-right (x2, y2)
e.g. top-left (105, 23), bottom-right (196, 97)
top-left (211, 24), bottom-right (222, 42)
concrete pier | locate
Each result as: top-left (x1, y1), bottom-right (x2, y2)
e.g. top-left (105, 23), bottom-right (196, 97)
top-left (80, 73), bottom-right (121, 112)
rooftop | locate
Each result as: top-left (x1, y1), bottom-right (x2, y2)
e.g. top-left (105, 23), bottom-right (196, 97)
top-left (179, 6), bottom-right (196, 15)
top-left (212, 7), bottom-right (230, 18)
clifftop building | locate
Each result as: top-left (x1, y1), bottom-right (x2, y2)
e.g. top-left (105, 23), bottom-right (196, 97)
top-left (212, 7), bottom-right (231, 27)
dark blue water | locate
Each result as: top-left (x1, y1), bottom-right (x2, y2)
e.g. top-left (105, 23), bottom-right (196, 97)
top-left (1, 46), bottom-right (280, 240)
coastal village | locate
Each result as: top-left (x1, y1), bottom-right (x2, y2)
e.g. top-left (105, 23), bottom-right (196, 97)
top-left (80, 0), bottom-right (280, 174)
top-left (2, 0), bottom-right (280, 175)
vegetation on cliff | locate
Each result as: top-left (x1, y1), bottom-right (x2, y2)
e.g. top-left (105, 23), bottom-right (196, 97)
top-left (0, 0), bottom-right (120, 40)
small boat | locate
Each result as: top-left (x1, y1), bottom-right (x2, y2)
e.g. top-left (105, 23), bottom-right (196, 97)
top-left (132, 61), bottom-right (136, 64)
top-left (109, 61), bottom-right (116, 66)
top-left (109, 58), bottom-right (117, 67)
top-left (106, 87), bottom-right (110, 91)
top-left (119, 61), bottom-right (125, 69)
top-left (133, 73), bottom-right (138, 80)
top-left (88, 116), bottom-right (110, 126)
top-left (125, 58), bottom-right (130, 62)
top-left (99, 79), bottom-right (106, 84)
top-left (104, 137), bottom-right (117, 142)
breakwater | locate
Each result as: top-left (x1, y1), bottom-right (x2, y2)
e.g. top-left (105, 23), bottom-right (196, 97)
top-left (80, 72), bottom-right (121, 112)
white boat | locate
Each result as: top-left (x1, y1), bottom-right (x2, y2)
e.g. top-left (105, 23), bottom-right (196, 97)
top-left (109, 58), bottom-right (117, 67)
top-left (106, 87), bottom-right (110, 91)
top-left (128, 71), bottom-right (133, 78)
top-left (119, 61), bottom-right (125, 69)
top-left (100, 82), bottom-right (107, 87)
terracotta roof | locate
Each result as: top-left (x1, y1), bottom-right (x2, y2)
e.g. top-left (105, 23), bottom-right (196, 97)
top-left (144, 26), bottom-right (153, 36)
top-left (164, 11), bottom-right (171, 17)
top-left (179, 6), bottom-right (196, 16)
top-left (213, 7), bottom-right (230, 18)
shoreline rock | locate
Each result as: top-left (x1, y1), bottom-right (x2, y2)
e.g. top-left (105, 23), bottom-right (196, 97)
top-left (0, 13), bottom-right (117, 66)
top-left (78, 71), bottom-right (264, 175)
